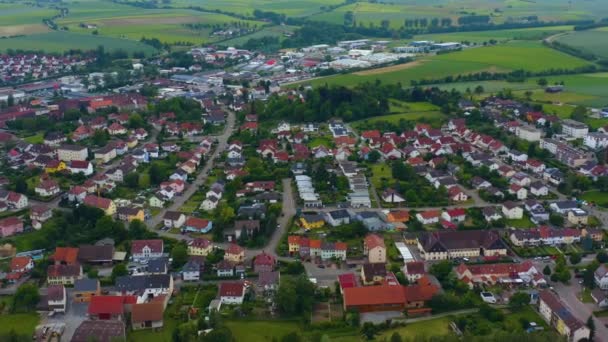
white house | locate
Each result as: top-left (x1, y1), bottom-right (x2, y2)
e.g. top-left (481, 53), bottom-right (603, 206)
top-left (595, 265), bottom-right (608, 290)
top-left (584, 132), bottom-right (608, 150)
top-left (530, 182), bottom-right (549, 197)
top-left (163, 211), bottom-right (185, 228)
top-left (502, 202), bottom-right (523, 219)
top-left (219, 282), bottom-right (246, 305)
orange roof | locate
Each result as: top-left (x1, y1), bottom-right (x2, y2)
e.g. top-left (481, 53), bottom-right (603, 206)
top-left (343, 285), bottom-right (405, 307)
top-left (53, 247), bottom-right (79, 264)
top-left (288, 235), bottom-right (301, 245)
top-left (309, 239), bottom-right (322, 249)
top-left (387, 210), bottom-right (410, 222)
top-left (10, 256), bottom-right (32, 271)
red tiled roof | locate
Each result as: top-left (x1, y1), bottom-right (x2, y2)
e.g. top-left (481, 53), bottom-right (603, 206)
top-left (219, 282), bottom-right (245, 297)
top-left (83, 195), bottom-right (112, 210)
top-left (338, 273), bottom-right (357, 289)
top-left (189, 238), bottom-right (211, 249)
top-left (343, 285), bottom-right (405, 307)
top-left (88, 296), bottom-right (126, 315)
top-left (288, 236), bottom-right (300, 245)
top-left (254, 252), bottom-right (275, 266)
top-left (53, 247), bottom-right (79, 264)
top-left (131, 239), bottom-right (163, 254)
top-left (185, 217), bottom-right (210, 229)
top-left (364, 234), bottom-right (385, 250)
top-left (10, 256), bottom-right (32, 271)
top-left (226, 243), bottom-right (244, 255)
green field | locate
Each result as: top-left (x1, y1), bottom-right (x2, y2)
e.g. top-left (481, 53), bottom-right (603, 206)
top-left (555, 29), bottom-right (608, 59)
top-left (0, 3), bottom-right (54, 37)
top-left (352, 101), bottom-right (445, 129)
top-left (224, 321), bottom-right (304, 341)
top-left (412, 26), bottom-right (573, 44)
top-left (219, 25), bottom-right (298, 46)
top-left (0, 31), bottom-right (158, 55)
top-left (581, 191), bottom-right (608, 207)
top-left (306, 41), bottom-right (591, 88)
top-left (378, 316), bottom-right (452, 340)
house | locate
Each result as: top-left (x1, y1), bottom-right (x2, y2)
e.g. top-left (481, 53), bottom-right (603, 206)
top-left (68, 160), bottom-right (94, 176)
top-left (114, 274), bottom-right (173, 304)
top-left (253, 252), bottom-right (275, 273)
top-left (5, 191), bottom-right (27, 209)
top-left (84, 195), bottom-right (116, 216)
top-left (188, 238), bottom-right (212, 256)
top-left (108, 123), bottom-right (127, 136)
top-left (455, 261), bottom-right (541, 289)
top-left (52, 247), bottom-right (79, 265)
top-left (7, 256), bottom-right (34, 281)
top-left (448, 186), bottom-right (468, 202)
top-left (417, 230), bottom-right (507, 261)
top-left (594, 265), bottom-right (608, 290)
top-left (404, 261), bottom-right (426, 283)
top-left (386, 210), bottom-right (409, 223)
top-left (568, 208), bottom-right (589, 225)
top-left (550, 201), bottom-right (578, 215)
top-left (508, 184), bottom-right (528, 200)
top-left (47, 263), bottom-right (83, 285)
top-left (502, 201), bottom-right (523, 219)
top-left (216, 260), bottom-right (235, 277)
top-left (57, 145), bottom-right (88, 162)
top-left (325, 209), bottom-right (351, 227)
top-left (363, 234), bottom-right (386, 264)
top-left (148, 195), bottom-right (165, 208)
top-left (382, 188), bottom-right (405, 203)
top-left (361, 263), bottom-right (387, 285)
top-left (87, 295), bottom-right (129, 321)
top-left (591, 288), bottom-right (608, 308)
top-left (163, 211), bottom-right (185, 229)
top-left (74, 278), bottom-right (101, 302)
top-left (68, 186), bottom-right (88, 203)
top-left (131, 240), bottom-right (164, 261)
top-left (95, 145), bottom-right (117, 164)
top-left (561, 119), bottom-right (589, 139)
top-left (72, 320), bottom-right (126, 342)
top-left (182, 259), bottom-right (202, 281)
top-left (131, 302), bottom-right (164, 330)
top-left (78, 245), bottom-right (114, 265)
top-left (530, 181), bottom-right (549, 197)
top-left (299, 214), bottom-right (325, 230)
top-left (233, 220), bottom-right (260, 239)
top-left (441, 208), bottom-right (466, 223)
top-left (538, 290), bottom-right (590, 342)
top-left (35, 179), bottom-right (60, 197)
top-left (184, 217), bottom-right (212, 233)
top-left (224, 244), bottom-right (245, 263)
top-left (47, 285), bottom-right (67, 313)
top-left (416, 210), bottom-right (440, 225)
top-left (509, 226), bottom-right (581, 247)
top-left (219, 282), bottom-right (246, 305)
top-left (342, 276), bottom-right (439, 314)
top-left (0, 216), bottom-right (23, 237)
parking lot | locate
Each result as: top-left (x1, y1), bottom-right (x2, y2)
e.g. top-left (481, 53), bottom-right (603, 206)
top-left (39, 288), bottom-right (88, 341)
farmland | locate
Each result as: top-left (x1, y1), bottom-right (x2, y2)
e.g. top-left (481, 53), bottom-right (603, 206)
top-left (305, 41), bottom-right (592, 88)
top-left (0, 31), bottom-right (157, 55)
top-left (0, 3), bottom-right (55, 36)
top-left (555, 29), bottom-right (608, 59)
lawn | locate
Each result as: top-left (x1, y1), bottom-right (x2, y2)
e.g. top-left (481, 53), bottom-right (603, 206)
top-left (581, 191), bottom-right (608, 207)
top-left (129, 316), bottom-right (178, 342)
top-left (352, 101), bottom-right (445, 129)
top-left (0, 3), bottom-right (54, 36)
top-left (23, 133), bottom-right (44, 144)
top-left (378, 316), bottom-right (452, 340)
top-left (224, 320), bottom-right (302, 342)
top-left (506, 216), bottom-right (535, 229)
top-left (580, 288), bottom-right (594, 303)
top-left (370, 163), bottom-right (393, 189)
top-left (0, 313), bottom-right (39, 335)
top-left (413, 26), bottom-right (574, 44)
top-left (308, 136), bottom-right (334, 148)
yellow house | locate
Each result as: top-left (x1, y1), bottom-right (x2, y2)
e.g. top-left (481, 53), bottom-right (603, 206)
top-left (46, 160), bottom-right (66, 174)
top-left (567, 209), bottom-right (588, 225)
top-left (188, 238), bottom-right (213, 256)
top-left (118, 207), bottom-right (144, 222)
top-left (288, 236), bottom-right (301, 254)
top-left (224, 244), bottom-right (245, 263)
top-left (361, 263), bottom-right (386, 286)
top-left (299, 214), bottom-right (325, 229)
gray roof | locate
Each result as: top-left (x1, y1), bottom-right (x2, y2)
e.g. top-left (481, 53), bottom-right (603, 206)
top-left (74, 277), bottom-right (99, 292)
top-left (115, 274), bottom-right (171, 292)
top-left (147, 258), bottom-right (168, 273)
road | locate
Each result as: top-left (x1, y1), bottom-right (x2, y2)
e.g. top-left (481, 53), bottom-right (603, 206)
top-left (553, 280), bottom-right (608, 342)
top-left (146, 108), bottom-right (236, 240)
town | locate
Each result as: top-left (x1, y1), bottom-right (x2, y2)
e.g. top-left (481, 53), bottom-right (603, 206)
top-left (0, 18), bottom-right (607, 342)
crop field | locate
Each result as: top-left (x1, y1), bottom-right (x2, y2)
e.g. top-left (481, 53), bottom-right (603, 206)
top-left (306, 41), bottom-right (591, 88)
top-left (0, 3), bottom-right (55, 36)
top-left (555, 29), bottom-right (608, 59)
top-left (149, 0), bottom-right (346, 17)
top-left (411, 26), bottom-right (573, 44)
top-left (56, 5), bottom-right (265, 45)
top-left (219, 25), bottom-right (298, 46)
top-left (311, 0), bottom-right (608, 28)
top-left (0, 31), bottom-right (158, 55)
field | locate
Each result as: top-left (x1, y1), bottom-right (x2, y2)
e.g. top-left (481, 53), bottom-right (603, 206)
top-left (352, 101), bottom-right (445, 129)
top-left (0, 3), bottom-right (54, 37)
top-left (0, 31), bottom-right (158, 55)
top-left (555, 29), bottom-right (608, 59)
top-left (411, 26), bottom-right (574, 44)
top-left (158, 0), bottom-right (346, 17)
top-left (56, 4), bottom-right (265, 45)
top-left (306, 41), bottom-right (591, 88)
top-left (378, 316), bottom-right (452, 340)
top-left (219, 25), bottom-right (298, 46)
top-left (581, 191), bottom-right (608, 207)
top-left (310, 0), bottom-right (608, 28)
top-left (224, 320), bottom-right (304, 341)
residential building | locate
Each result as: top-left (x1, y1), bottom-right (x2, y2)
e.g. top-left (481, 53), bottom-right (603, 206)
top-left (417, 230), bottom-right (507, 261)
top-left (595, 265), bottom-right (608, 290)
top-left (47, 285), bottom-right (67, 313)
top-left (224, 244), bottom-right (245, 263)
top-left (404, 261), bottom-right (426, 283)
top-left (515, 125), bottom-right (542, 142)
top-left (71, 320), bottom-right (126, 342)
top-left (455, 261), bottom-right (542, 289)
top-left (502, 201), bottom-right (523, 219)
top-left (83, 195), bottom-right (116, 216)
top-left (562, 119), bottom-right (589, 139)
top-left (219, 282), bottom-right (246, 305)
top-left (188, 238), bottom-right (213, 256)
top-left (363, 234), bottom-right (386, 264)
top-left (184, 217), bottom-right (212, 233)
top-left (509, 226), bottom-right (581, 247)
top-left (163, 211), bottom-right (185, 229)
top-left (361, 263), bottom-right (387, 285)
top-left (131, 240), bottom-right (164, 261)
top-left (47, 263), bottom-right (83, 285)
top-left (0, 216), bottom-right (23, 237)
top-left (538, 290), bottom-right (590, 341)
top-left (131, 302), bottom-right (164, 330)
top-left (57, 145), bottom-right (88, 162)
top-left (74, 278), bottom-right (101, 302)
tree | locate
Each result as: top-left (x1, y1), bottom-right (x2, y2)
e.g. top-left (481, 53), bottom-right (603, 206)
top-left (367, 150), bottom-right (381, 163)
top-left (588, 316), bottom-right (596, 342)
top-left (549, 213), bottom-right (564, 227)
top-left (474, 85), bottom-right (484, 95)
top-left (509, 292), bottom-right (530, 311)
top-left (124, 172), bottom-right (139, 189)
top-left (571, 105), bottom-right (588, 122)
top-left (361, 322), bottom-right (378, 340)
top-left (275, 278), bottom-right (297, 315)
top-left (543, 265), bottom-right (552, 276)
top-left (171, 243), bottom-right (188, 268)
top-left (11, 283), bottom-right (40, 313)
top-left (14, 178), bottom-right (27, 194)
top-left (111, 263), bottom-right (128, 282)
top-left (390, 332), bottom-right (403, 342)
top-left (597, 251), bottom-right (608, 263)
top-left (537, 78), bottom-right (548, 87)
top-left (569, 253), bottom-right (582, 265)
top-left (281, 332), bottom-right (303, 342)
